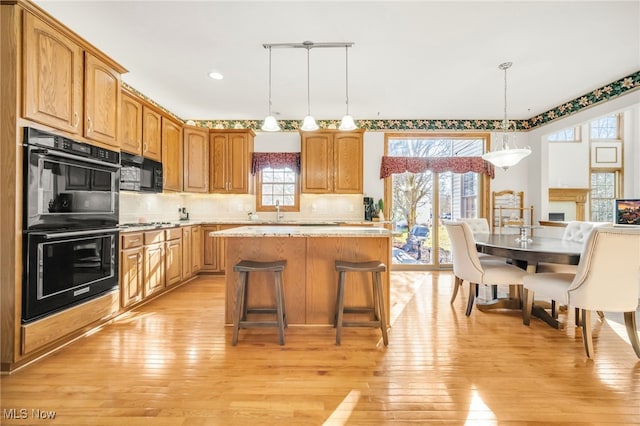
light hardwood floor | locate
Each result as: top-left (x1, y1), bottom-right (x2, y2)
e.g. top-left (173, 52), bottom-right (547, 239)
top-left (1, 272), bottom-right (639, 425)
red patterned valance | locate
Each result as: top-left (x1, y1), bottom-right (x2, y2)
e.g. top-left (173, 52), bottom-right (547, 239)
top-left (251, 152), bottom-right (301, 175)
top-left (380, 156), bottom-right (495, 179)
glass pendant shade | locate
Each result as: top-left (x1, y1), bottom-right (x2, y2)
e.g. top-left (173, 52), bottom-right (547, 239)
top-left (261, 115), bottom-right (280, 132)
top-left (482, 62), bottom-right (531, 171)
top-left (301, 115), bottom-right (319, 131)
top-left (339, 114), bottom-right (356, 130)
top-left (482, 146), bottom-right (531, 171)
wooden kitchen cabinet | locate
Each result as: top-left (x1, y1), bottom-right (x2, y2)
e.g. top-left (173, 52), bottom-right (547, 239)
top-left (183, 126), bottom-right (209, 193)
top-left (23, 11), bottom-right (84, 135)
top-left (120, 233), bottom-right (144, 308)
top-left (162, 117), bottom-right (183, 192)
top-left (201, 224), bottom-right (238, 272)
top-left (202, 225), bottom-right (219, 272)
top-left (83, 52), bottom-right (120, 147)
top-left (22, 11), bottom-right (124, 148)
top-left (192, 226), bottom-right (202, 273)
top-left (182, 226), bottom-right (193, 280)
top-left (165, 228), bottom-right (183, 287)
top-left (142, 106), bottom-right (162, 161)
top-left (120, 91), bottom-right (143, 154)
top-left (209, 129), bottom-right (254, 194)
top-left (120, 89), bottom-right (164, 161)
top-left (300, 129), bottom-right (364, 194)
top-left (143, 230), bottom-right (165, 297)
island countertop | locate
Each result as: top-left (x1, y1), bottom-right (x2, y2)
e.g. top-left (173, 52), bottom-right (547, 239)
top-left (209, 225), bottom-right (392, 238)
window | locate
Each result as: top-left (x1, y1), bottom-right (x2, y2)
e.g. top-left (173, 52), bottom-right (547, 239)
top-left (547, 127), bottom-right (580, 142)
top-left (461, 172), bottom-right (478, 218)
top-left (256, 167), bottom-right (299, 212)
top-left (589, 113), bottom-right (622, 222)
top-left (590, 115), bottom-right (619, 139)
top-left (591, 171), bottom-right (618, 222)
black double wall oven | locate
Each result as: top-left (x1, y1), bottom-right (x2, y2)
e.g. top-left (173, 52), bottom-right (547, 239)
top-left (22, 127), bottom-right (120, 323)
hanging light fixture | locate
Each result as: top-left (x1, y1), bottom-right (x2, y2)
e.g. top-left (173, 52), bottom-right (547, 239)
top-left (339, 45), bottom-right (357, 131)
top-left (262, 41), bottom-right (354, 130)
top-left (300, 43), bottom-right (319, 131)
top-left (261, 46), bottom-right (280, 132)
top-left (482, 62), bottom-right (531, 171)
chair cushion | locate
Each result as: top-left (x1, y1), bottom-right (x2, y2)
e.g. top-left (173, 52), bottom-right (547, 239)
top-left (523, 273), bottom-right (574, 305)
top-left (482, 262), bottom-right (529, 285)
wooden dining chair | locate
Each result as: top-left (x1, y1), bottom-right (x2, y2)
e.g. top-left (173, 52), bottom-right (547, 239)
top-left (522, 227), bottom-right (640, 359)
top-left (444, 221), bottom-right (530, 316)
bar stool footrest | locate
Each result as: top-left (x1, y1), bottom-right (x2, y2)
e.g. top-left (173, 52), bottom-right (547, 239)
top-left (342, 321), bottom-right (382, 327)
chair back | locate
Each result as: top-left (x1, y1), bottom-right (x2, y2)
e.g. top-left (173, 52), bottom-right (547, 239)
top-left (458, 218), bottom-right (491, 234)
top-left (562, 221), bottom-right (611, 243)
top-left (444, 221), bottom-right (483, 283)
top-left (568, 227), bottom-right (640, 312)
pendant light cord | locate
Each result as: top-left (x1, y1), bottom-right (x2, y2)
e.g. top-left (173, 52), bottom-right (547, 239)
top-left (268, 46), bottom-right (273, 115)
top-left (345, 46), bottom-right (350, 115)
top-left (306, 47), bottom-right (311, 116)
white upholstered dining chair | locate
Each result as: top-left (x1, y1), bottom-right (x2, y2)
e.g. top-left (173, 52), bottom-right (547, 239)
top-left (445, 221), bottom-right (530, 316)
top-left (536, 221), bottom-right (611, 273)
top-left (450, 218), bottom-right (506, 304)
top-left (522, 227), bottom-right (640, 359)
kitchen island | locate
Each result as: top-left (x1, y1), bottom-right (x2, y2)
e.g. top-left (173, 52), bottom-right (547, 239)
top-left (209, 226), bottom-right (392, 325)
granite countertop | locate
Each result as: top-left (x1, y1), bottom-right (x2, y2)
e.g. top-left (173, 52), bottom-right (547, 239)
top-left (119, 220), bottom-right (388, 233)
top-left (208, 225), bottom-right (392, 238)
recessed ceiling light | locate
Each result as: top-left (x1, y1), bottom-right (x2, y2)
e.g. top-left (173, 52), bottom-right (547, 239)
top-left (208, 71), bottom-right (223, 80)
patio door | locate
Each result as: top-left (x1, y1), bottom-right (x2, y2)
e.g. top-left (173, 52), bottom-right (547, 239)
top-left (384, 133), bottom-right (490, 269)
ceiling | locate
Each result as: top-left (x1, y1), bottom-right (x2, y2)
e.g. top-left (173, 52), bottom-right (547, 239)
top-left (34, 1), bottom-right (640, 122)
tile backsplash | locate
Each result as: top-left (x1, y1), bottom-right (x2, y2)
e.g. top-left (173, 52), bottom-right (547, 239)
top-left (119, 192), bottom-right (365, 223)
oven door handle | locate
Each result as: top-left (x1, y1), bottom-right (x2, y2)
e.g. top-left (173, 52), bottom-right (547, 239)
top-left (30, 228), bottom-right (120, 239)
top-left (32, 148), bottom-right (121, 169)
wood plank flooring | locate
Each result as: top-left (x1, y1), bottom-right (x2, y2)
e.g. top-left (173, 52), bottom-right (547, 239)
top-left (1, 272), bottom-right (639, 425)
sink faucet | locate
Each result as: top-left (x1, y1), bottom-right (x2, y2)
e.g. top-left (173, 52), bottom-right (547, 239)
top-left (275, 200), bottom-right (284, 222)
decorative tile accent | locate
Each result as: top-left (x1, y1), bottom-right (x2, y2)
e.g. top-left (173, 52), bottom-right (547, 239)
top-left (129, 71), bottom-right (640, 132)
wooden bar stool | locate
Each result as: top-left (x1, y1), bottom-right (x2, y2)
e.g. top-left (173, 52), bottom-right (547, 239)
top-left (334, 260), bottom-right (389, 346)
top-left (232, 260), bottom-right (287, 346)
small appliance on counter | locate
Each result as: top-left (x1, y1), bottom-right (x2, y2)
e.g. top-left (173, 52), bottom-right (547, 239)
top-left (179, 207), bottom-right (190, 221)
top-left (364, 197), bottom-right (375, 221)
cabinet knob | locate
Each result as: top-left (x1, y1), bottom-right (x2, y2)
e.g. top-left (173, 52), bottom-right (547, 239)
top-left (87, 116), bottom-right (93, 133)
top-left (73, 112), bottom-right (79, 128)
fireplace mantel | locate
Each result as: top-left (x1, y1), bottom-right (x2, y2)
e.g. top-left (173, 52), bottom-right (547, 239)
top-left (548, 188), bottom-right (590, 221)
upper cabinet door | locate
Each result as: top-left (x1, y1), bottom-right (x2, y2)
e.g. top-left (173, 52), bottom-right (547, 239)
top-left (23, 12), bottom-right (83, 134)
top-left (120, 92), bottom-right (143, 155)
top-left (333, 132), bottom-right (363, 193)
top-left (84, 52), bottom-right (120, 147)
top-left (183, 126), bottom-right (209, 193)
top-left (209, 133), bottom-right (228, 192)
top-left (142, 106), bottom-right (162, 161)
top-left (301, 133), bottom-right (333, 193)
top-left (227, 132), bottom-right (251, 193)
top-left (161, 118), bottom-right (183, 192)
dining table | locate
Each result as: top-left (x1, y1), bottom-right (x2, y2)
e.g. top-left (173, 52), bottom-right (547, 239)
top-left (473, 233), bottom-right (584, 328)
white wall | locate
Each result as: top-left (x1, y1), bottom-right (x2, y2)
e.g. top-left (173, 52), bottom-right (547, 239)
top-left (529, 90), bottom-right (640, 223)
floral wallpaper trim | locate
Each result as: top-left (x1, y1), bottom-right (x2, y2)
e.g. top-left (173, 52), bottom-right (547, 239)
top-left (121, 82), bottom-right (184, 124)
top-left (127, 71), bottom-right (640, 132)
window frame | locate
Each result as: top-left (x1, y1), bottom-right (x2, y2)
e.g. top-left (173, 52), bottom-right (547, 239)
top-left (255, 166), bottom-right (300, 213)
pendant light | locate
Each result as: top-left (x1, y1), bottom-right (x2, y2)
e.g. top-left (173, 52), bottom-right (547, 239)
top-left (300, 44), bottom-right (319, 131)
top-left (482, 62), bottom-right (531, 171)
top-left (261, 46), bottom-right (280, 132)
top-left (339, 45), bottom-right (357, 131)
